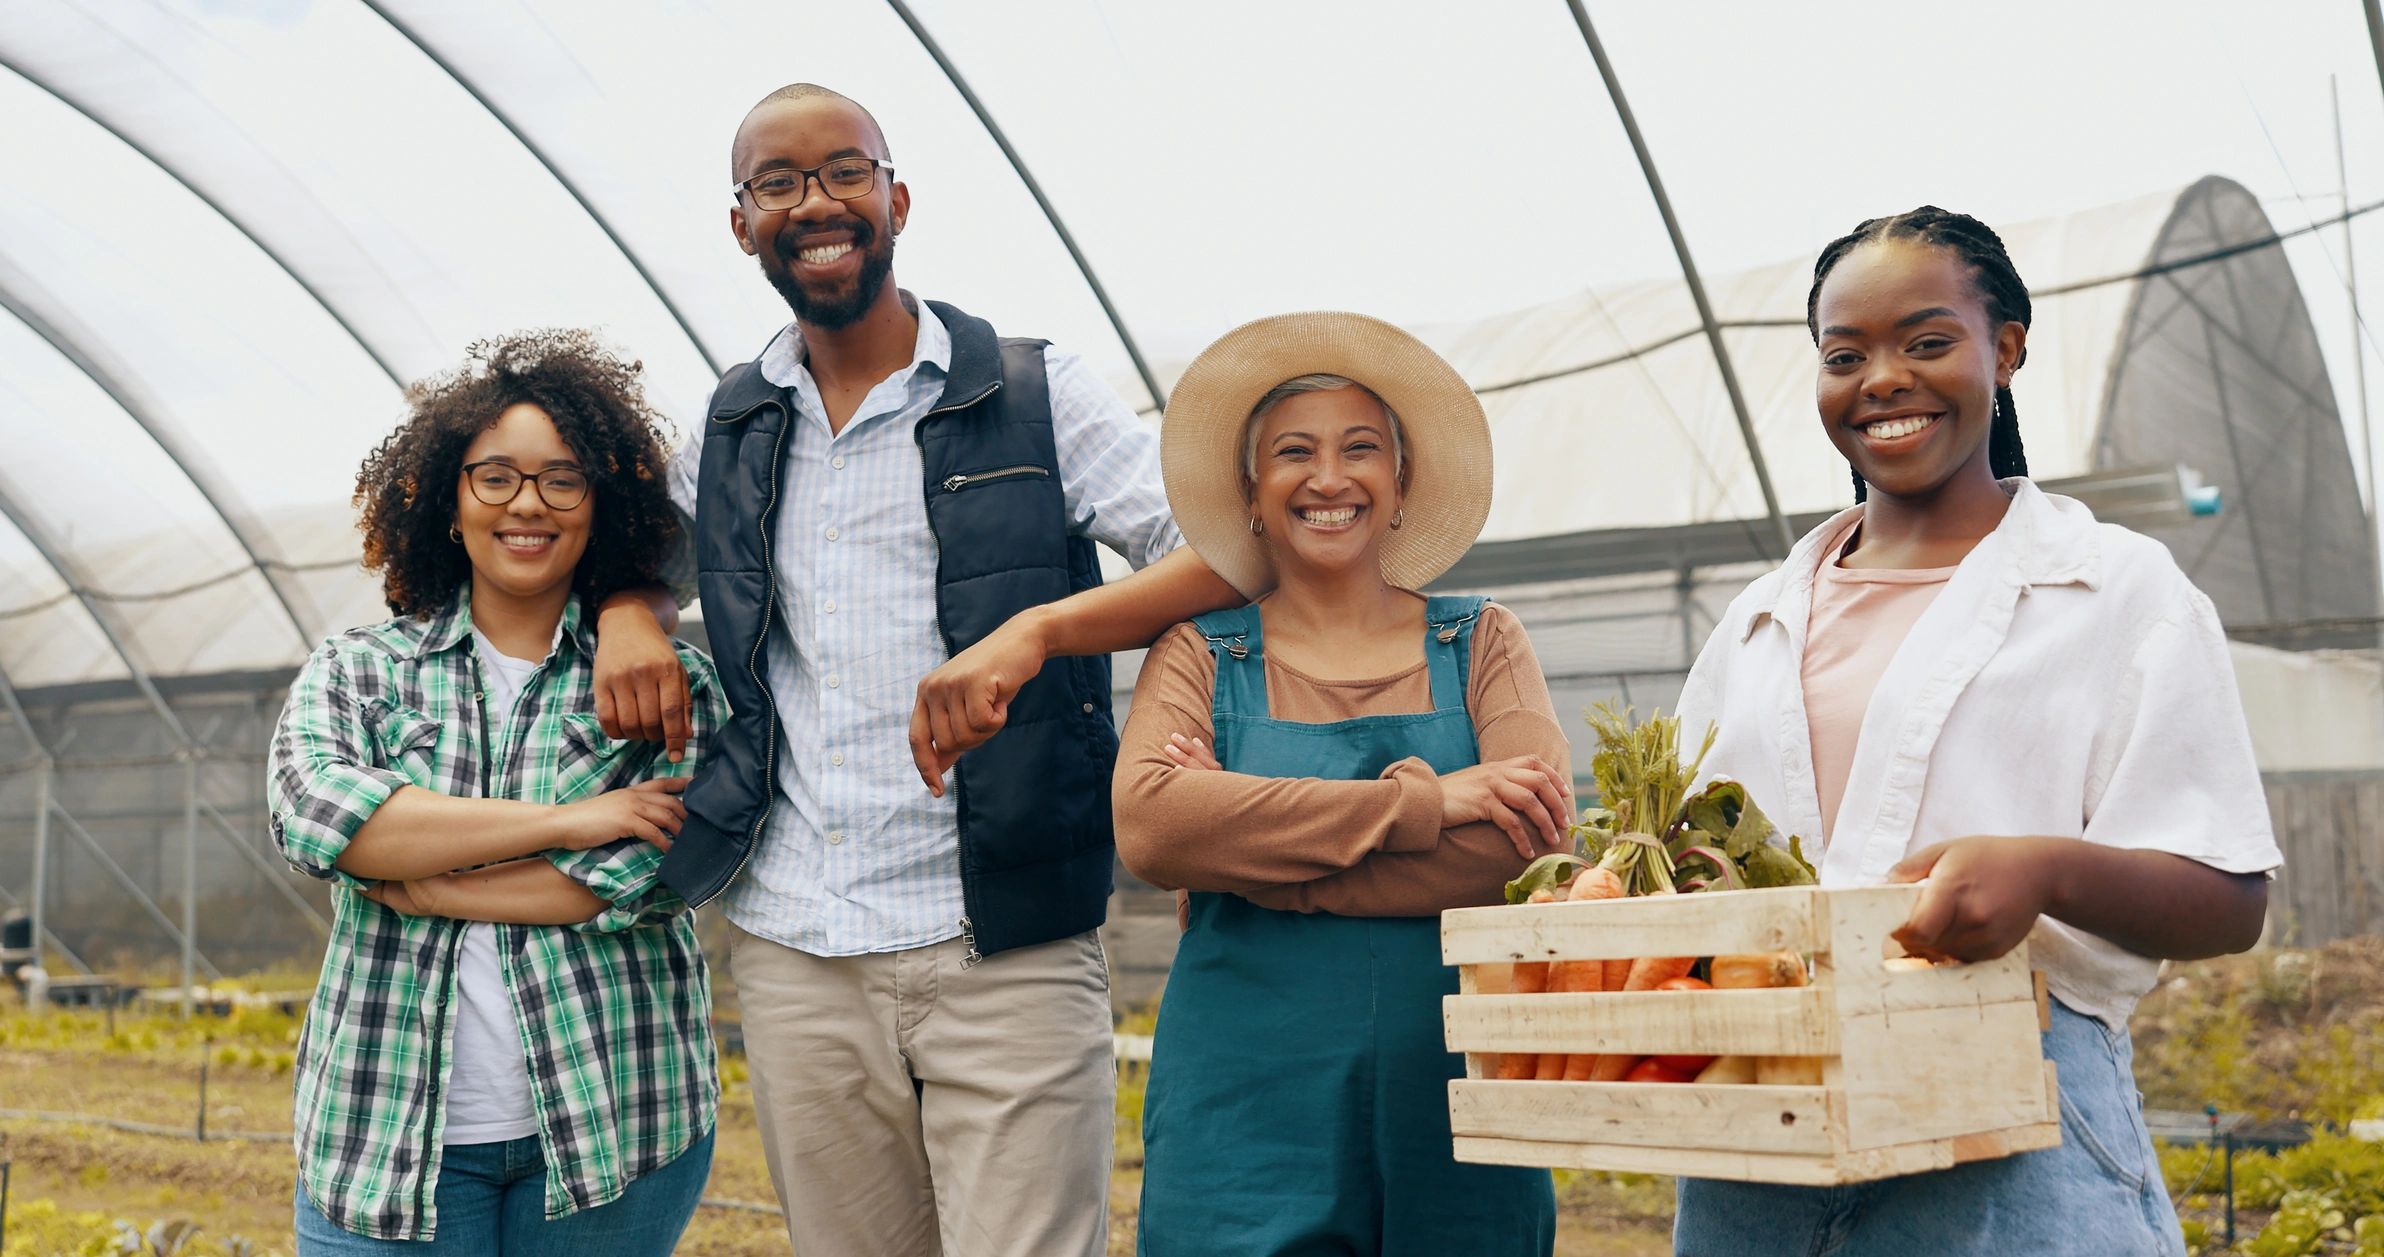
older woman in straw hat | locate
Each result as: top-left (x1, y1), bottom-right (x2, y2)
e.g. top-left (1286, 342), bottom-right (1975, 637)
top-left (1116, 313), bottom-right (1567, 1255)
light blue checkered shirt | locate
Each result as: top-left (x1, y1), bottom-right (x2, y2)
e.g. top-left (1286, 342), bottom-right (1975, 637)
top-left (667, 297), bottom-right (1180, 956)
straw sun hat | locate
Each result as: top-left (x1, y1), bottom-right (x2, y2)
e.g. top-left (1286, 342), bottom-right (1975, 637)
top-left (1160, 312), bottom-right (1492, 599)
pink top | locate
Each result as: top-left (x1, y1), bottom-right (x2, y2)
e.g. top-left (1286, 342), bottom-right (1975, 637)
top-left (1801, 522), bottom-right (1958, 842)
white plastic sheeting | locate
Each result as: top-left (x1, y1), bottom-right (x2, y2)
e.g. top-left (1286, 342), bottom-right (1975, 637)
top-left (3, 1), bottom-right (2380, 696)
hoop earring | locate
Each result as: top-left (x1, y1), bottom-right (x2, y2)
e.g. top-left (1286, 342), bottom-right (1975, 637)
top-left (1247, 517), bottom-right (1265, 536)
top-left (1389, 508), bottom-right (1405, 530)
top-left (449, 525), bottom-right (463, 544)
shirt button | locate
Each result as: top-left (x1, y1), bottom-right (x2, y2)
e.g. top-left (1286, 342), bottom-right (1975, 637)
top-left (831, 751), bottom-right (845, 767)
top-left (826, 673), bottom-right (842, 688)
top-left (827, 830), bottom-right (845, 845)
top-left (1081, 702), bottom-right (1096, 714)
top-left (822, 599), bottom-right (837, 613)
top-left (825, 526), bottom-right (839, 541)
top-left (832, 456), bottom-right (846, 470)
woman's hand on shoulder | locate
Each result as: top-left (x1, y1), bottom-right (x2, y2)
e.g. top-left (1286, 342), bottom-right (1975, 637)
top-left (1440, 756), bottom-right (1572, 861)
top-left (1887, 835), bottom-right (2065, 963)
top-left (552, 777), bottom-right (688, 851)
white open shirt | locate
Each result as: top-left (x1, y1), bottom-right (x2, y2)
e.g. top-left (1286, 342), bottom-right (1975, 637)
top-left (1676, 479), bottom-right (2282, 1027)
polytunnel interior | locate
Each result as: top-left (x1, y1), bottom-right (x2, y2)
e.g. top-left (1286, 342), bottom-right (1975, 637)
top-left (0, 2), bottom-right (2379, 976)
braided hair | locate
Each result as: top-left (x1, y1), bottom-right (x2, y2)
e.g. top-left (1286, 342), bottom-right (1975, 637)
top-left (1806, 208), bottom-right (2031, 503)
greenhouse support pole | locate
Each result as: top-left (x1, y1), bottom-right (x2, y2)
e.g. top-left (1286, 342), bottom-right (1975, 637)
top-left (29, 758), bottom-right (49, 974)
top-left (49, 802), bottom-right (219, 979)
top-left (2337, 78), bottom-right (2374, 522)
top-left (197, 798), bottom-right (330, 936)
top-left (181, 753), bottom-right (198, 1017)
top-left (2367, 1), bottom-right (2384, 123)
top-left (1564, 0), bottom-right (1796, 558)
top-left (355, 3), bottom-right (726, 377)
top-left (2336, 76), bottom-right (2384, 741)
top-left (882, 0), bottom-right (1169, 412)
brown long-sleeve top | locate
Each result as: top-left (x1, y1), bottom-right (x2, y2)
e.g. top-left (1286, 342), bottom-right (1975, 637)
top-left (1114, 602), bottom-right (1571, 918)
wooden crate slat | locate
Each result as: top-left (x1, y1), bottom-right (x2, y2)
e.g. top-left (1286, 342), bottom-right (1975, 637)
top-left (1835, 1000), bottom-right (2058, 1151)
top-left (1440, 886), bottom-right (1824, 966)
top-left (1448, 1080), bottom-right (1835, 1154)
top-left (1827, 952), bottom-right (2038, 1017)
top-left (1444, 988), bottom-right (1833, 1056)
top-left (1454, 1121), bottom-right (2062, 1185)
top-left (1453, 1136), bottom-right (1861, 1186)
top-left (1833, 1122), bottom-right (2064, 1180)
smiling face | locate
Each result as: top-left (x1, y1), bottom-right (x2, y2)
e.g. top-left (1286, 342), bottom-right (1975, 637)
top-left (452, 403), bottom-right (593, 605)
top-left (1245, 386), bottom-right (1405, 584)
top-left (730, 94), bottom-right (906, 330)
top-left (1812, 239), bottom-right (2026, 503)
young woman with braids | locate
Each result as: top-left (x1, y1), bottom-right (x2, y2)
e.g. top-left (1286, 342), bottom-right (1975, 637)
top-left (268, 330), bottom-right (727, 1254)
top-left (1670, 210), bottom-right (2277, 1255)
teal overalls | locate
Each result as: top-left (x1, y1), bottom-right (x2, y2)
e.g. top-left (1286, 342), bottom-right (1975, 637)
top-left (1137, 596), bottom-right (1556, 1257)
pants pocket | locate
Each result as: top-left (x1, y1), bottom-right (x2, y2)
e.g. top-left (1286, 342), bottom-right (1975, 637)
top-left (2050, 1011), bottom-right (2152, 1196)
top-left (1083, 929), bottom-right (1113, 992)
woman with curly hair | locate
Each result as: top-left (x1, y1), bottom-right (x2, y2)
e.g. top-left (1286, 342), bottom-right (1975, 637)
top-left (267, 329), bottom-right (728, 1255)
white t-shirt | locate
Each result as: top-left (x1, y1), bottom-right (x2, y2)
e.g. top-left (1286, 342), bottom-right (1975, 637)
top-left (440, 632), bottom-right (544, 1146)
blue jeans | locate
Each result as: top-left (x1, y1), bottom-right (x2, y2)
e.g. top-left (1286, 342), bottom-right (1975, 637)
top-left (1674, 1001), bottom-right (2182, 1257)
top-left (295, 1130), bottom-right (713, 1255)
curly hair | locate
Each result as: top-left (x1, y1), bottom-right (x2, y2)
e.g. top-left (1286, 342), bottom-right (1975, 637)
top-left (355, 329), bottom-right (681, 618)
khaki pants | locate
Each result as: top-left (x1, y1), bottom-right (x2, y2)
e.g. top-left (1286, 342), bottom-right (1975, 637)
top-left (728, 922), bottom-right (1115, 1257)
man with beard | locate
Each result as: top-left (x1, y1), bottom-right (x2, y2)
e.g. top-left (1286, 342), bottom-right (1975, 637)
top-left (590, 83), bottom-right (1238, 1256)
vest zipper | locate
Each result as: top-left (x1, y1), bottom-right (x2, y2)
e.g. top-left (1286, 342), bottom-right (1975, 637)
top-left (718, 402), bottom-right (793, 908)
top-left (939, 465), bottom-right (1049, 493)
top-left (919, 378), bottom-right (1001, 967)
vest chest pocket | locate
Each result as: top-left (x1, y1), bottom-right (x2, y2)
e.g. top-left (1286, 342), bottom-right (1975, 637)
top-left (370, 707), bottom-right (448, 791)
top-left (937, 463), bottom-right (1051, 494)
top-left (554, 711), bottom-right (640, 804)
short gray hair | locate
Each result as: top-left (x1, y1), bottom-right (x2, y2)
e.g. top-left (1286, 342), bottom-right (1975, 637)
top-left (1240, 374), bottom-right (1406, 486)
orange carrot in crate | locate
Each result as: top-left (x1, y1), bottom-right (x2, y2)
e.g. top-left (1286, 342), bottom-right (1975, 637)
top-left (1649, 975), bottom-right (1717, 1072)
top-left (1544, 867), bottom-right (1625, 1079)
top-left (1580, 948), bottom-right (1689, 1080)
top-left (1623, 1057), bottom-right (1699, 1084)
top-left (1710, 951), bottom-right (1806, 990)
top-left (1710, 951), bottom-right (1824, 1085)
top-left (1493, 889), bottom-right (1561, 1080)
top-left (1627, 956), bottom-right (1698, 991)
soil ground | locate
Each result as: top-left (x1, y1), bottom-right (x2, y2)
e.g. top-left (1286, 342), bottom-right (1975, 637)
top-left (17, 934), bottom-right (2379, 1255)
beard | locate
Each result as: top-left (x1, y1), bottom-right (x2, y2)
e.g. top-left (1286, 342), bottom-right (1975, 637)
top-left (763, 216), bottom-right (896, 331)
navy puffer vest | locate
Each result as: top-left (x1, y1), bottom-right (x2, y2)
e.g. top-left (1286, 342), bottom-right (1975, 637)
top-left (659, 301), bottom-right (1117, 957)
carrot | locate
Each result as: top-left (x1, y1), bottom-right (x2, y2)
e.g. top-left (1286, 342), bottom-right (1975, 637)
top-left (1496, 897), bottom-right (1558, 1080)
top-left (1584, 1051), bottom-right (1638, 1082)
top-left (1710, 951), bottom-right (1822, 1085)
top-left (1623, 954), bottom-right (1696, 992)
top-left (1544, 950), bottom-right (1604, 1080)
top-left (1709, 952), bottom-right (1806, 991)
top-left (1543, 867), bottom-right (1624, 1079)
top-left (1693, 1055), bottom-right (1755, 1085)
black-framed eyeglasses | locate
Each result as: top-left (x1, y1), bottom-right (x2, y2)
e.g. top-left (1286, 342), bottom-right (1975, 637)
top-left (732, 158), bottom-right (894, 212)
top-left (462, 461), bottom-right (590, 510)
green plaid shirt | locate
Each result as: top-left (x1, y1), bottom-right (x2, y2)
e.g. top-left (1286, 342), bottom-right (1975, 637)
top-left (268, 589), bottom-right (725, 1240)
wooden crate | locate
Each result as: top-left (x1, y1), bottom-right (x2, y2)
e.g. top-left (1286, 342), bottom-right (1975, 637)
top-left (1439, 884), bottom-right (2060, 1185)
